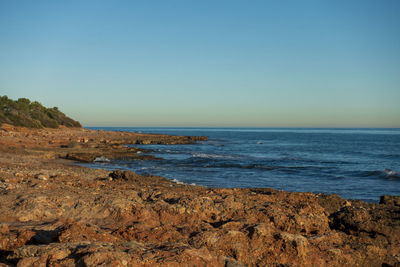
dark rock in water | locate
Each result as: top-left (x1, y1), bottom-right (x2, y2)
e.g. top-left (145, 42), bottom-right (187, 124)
top-left (64, 151), bottom-right (157, 163)
top-left (380, 195), bottom-right (400, 206)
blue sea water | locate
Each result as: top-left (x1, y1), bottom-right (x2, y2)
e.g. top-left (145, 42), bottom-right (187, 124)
top-left (84, 127), bottom-right (400, 203)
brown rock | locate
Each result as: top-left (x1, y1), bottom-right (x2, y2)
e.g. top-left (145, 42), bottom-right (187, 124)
top-left (380, 195), bottom-right (400, 206)
top-left (330, 203), bottom-right (400, 243)
top-left (35, 174), bottom-right (49, 181)
top-left (57, 222), bottom-right (118, 243)
top-left (0, 227), bottom-right (35, 251)
top-left (0, 126), bottom-right (399, 266)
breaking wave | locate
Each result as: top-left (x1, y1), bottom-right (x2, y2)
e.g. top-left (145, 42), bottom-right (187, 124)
top-left (94, 156), bottom-right (111, 162)
top-left (361, 169), bottom-right (400, 179)
top-left (384, 169), bottom-right (400, 178)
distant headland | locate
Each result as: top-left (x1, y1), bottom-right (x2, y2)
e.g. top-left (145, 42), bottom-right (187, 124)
top-left (0, 96), bottom-right (81, 128)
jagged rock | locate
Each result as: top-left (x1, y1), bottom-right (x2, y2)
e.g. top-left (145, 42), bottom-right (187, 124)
top-left (380, 195), bottom-right (400, 206)
top-left (109, 170), bottom-right (140, 181)
top-left (0, 126), bottom-right (399, 266)
top-left (57, 222), bottom-right (119, 243)
top-left (330, 203), bottom-right (400, 243)
top-left (0, 225), bottom-right (35, 251)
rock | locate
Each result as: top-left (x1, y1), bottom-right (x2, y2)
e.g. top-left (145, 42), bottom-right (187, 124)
top-left (316, 193), bottom-right (351, 214)
top-left (109, 170), bottom-right (140, 182)
top-left (0, 224), bottom-right (9, 234)
top-left (225, 257), bottom-right (247, 267)
top-left (0, 227), bottom-right (35, 250)
top-left (16, 257), bottom-right (46, 267)
top-left (35, 174), bottom-right (49, 181)
top-left (380, 195), bottom-right (400, 206)
top-left (66, 141), bottom-right (81, 148)
top-left (330, 203), bottom-right (400, 242)
top-left (1, 127), bottom-right (399, 266)
top-left (57, 222), bottom-right (118, 243)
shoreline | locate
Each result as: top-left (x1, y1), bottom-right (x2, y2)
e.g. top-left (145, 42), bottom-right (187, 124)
top-left (83, 126), bottom-right (399, 203)
top-left (0, 125), bottom-right (399, 266)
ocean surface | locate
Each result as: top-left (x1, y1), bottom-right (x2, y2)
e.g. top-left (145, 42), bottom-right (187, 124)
top-left (84, 127), bottom-right (400, 203)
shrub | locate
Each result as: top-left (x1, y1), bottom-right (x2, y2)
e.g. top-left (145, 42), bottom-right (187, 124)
top-left (0, 95), bottom-right (81, 128)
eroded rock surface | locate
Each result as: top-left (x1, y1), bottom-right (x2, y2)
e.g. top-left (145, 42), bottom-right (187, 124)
top-left (0, 125), bottom-right (399, 266)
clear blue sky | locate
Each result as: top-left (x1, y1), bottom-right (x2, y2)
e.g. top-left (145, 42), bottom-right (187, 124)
top-left (1, 0), bottom-right (399, 127)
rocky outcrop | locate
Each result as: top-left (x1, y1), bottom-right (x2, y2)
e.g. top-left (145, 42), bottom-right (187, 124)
top-left (380, 195), bottom-right (400, 206)
top-left (0, 127), bottom-right (399, 266)
top-left (0, 169), bottom-right (398, 266)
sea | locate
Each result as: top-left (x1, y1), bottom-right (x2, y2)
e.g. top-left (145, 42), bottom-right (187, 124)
top-left (83, 127), bottom-right (400, 203)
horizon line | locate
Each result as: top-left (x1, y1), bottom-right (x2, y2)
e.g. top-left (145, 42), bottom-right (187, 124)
top-left (84, 125), bottom-right (400, 129)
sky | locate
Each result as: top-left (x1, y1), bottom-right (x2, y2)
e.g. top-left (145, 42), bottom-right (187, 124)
top-left (0, 0), bottom-right (399, 127)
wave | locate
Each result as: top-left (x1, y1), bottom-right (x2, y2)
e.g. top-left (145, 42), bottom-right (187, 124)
top-left (245, 164), bottom-right (330, 172)
top-left (200, 162), bottom-right (329, 172)
top-left (171, 178), bottom-right (184, 185)
top-left (191, 153), bottom-right (238, 160)
top-left (172, 178), bottom-right (197, 186)
top-left (156, 148), bottom-right (353, 167)
top-left (384, 169), bottom-right (400, 178)
top-left (155, 149), bottom-right (178, 153)
top-left (378, 154), bottom-right (400, 160)
top-left (361, 169), bottom-right (400, 179)
top-left (204, 140), bottom-right (225, 147)
top-left (93, 156), bottom-right (111, 162)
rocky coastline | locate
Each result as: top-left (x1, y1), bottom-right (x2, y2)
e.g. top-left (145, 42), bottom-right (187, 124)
top-left (0, 124), bottom-right (399, 266)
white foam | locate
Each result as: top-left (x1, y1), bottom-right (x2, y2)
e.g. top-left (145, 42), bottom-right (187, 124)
top-left (171, 178), bottom-right (197, 186)
top-left (172, 178), bottom-right (184, 185)
top-left (94, 156), bottom-right (110, 162)
top-left (384, 169), bottom-right (400, 178)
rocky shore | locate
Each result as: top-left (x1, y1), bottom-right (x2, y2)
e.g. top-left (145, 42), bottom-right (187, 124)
top-left (0, 124), bottom-right (399, 266)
